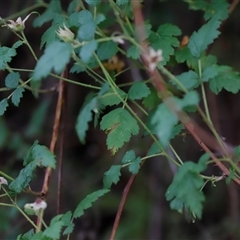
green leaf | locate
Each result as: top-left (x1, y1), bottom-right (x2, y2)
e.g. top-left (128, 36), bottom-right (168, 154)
top-left (122, 150), bottom-right (136, 163)
top-left (128, 157), bottom-right (141, 174)
top-left (100, 108), bottom-right (139, 153)
top-left (43, 221), bottom-right (64, 239)
top-left (9, 162), bottom-right (36, 194)
top-left (209, 65), bottom-right (240, 94)
top-left (103, 165), bottom-right (122, 189)
top-left (147, 142), bottom-right (161, 156)
top-left (175, 47), bottom-right (198, 70)
top-left (75, 93), bottom-right (97, 144)
top-left (33, 0), bottom-right (62, 27)
top-left (149, 24), bottom-right (181, 64)
top-left (127, 45), bottom-right (141, 60)
top-left (98, 88), bottom-right (126, 106)
top-left (78, 10), bottom-right (93, 25)
top-left (151, 92), bottom-right (199, 146)
top-left (73, 189), bottom-right (109, 218)
top-left (166, 158), bottom-right (207, 219)
top-left (171, 123), bottom-right (184, 139)
top-left (11, 87), bottom-right (25, 107)
top-left (78, 22), bottom-right (96, 41)
top-left (63, 223), bottom-right (75, 235)
top-left (0, 99), bottom-right (9, 116)
top-left (95, 14), bottom-right (106, 25)
top-left (33, 41), bottom-right (72, 80)
top-left (12, 40), bottom-right (23, 49)
top-left (70, 63), bottom-right (86, 73)
top-left (0, 46), bottom-right (16, 70)
top-left (80, 40), bottom-right (98, 63)
top-left (85, 0), bottom-right (100, 6)
top-left (23, 141), bottom-right (56, 168)
top-left (142, 87), bottom-right (160, 109)
top-left (188, 15), bottom-right (222, 58)
top-left (5, 72), bottom-right (20, 88)
top-left (173, 70), bottom-right (199, 90)
top-left (202, 65), bottom-right (219, 82)
top-left (128, 82), bottom-right (150, 100)
top-left (97, 41), bottom-right (118, 61)
top-left (40, 15), bottom-right (65, 49)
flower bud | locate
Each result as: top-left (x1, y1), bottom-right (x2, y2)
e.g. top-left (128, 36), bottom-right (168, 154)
top-left (56, 24), bottom-right (75, 43)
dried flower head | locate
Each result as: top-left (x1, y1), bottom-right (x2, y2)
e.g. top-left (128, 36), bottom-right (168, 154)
top-left (145, 47), bottom-right (163, 72)
top-left (0, 177), bottom-right (8, 190)
top-left (24, 198), bottom-right (47, 215)
top-left (56, 24), bottom-right (75, 43)
top-left (3, 14), bottom-right (32, 32)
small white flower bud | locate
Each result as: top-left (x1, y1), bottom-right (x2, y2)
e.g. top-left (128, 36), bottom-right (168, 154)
top-left (56, 24), bottom-right (75, 43)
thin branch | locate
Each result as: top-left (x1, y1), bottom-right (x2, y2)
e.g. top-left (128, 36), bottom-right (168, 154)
top-left (109, 174), bottom-right (136, 240)
top-left (36, 71), bottom-right (66, 230)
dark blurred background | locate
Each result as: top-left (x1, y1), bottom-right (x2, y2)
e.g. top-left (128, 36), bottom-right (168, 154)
top-left (1, 0), bottom-right (240, 239)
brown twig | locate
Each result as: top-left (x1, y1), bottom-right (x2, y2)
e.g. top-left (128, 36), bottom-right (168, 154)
top-left (109, 174), bottom-right (136, 240)
top-left (36, 71), bottom-right (67, 230)
top-left (229, 0), bottom-right (239, 13)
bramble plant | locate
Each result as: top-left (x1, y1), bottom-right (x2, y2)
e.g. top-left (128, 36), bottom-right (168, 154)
top-left (0, 0), bottom-right (240, 239)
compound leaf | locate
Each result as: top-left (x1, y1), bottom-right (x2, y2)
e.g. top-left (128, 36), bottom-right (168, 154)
top-left (97, 41), bottom-right (118, 61)
top-left (166, 157), bottom-right (208, 219)
top-left (149, 24), bottom-right (181, 64)
top-left (79, 40), bottom-right (98, 63)
top-left (100, 108), bottom-right (139, 154)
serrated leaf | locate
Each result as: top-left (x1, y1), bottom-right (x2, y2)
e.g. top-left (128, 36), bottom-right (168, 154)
top-left (209, 65), bottom-right (240, 94)
top-left (188, 15), bottom-right (222, 58)
top-left (166, 158), bottom-right (207, 219)
top-left (63, 223), bottom-right (75, 235)
top-left (80, 40), bottom-right (97, 63)
top-left (11, 87), bottom-right (25, 107)
top-left (9, 162), bottom-right (36, 194)
top-left (97, 41), bottom-right (118, 61)
top-left (128, 82), bottom-right (150, 100)
top-left (171, 123), bottom-right (184, 139)
top-left (5, 72), bottom-right (19, 88)
top-left (33, 0), bottom-right (62, 27)
top-left (85, 0), bottom-right (100, 6)
top-left (173, 70), bottom-right (199, 90)
top-left (98, 88), bottom-right (126, 106)
top-left (0, 99), bottom-right (9, 116)
top-left (78, 22), bottom-right (96, 41)
top-left (70, 63), bottom-right (86, 73)
top-left (76, 93), bottom-right (97, 144)
top-left (122, 150), bottom-right (136, 163)
top-left (43, 221), bottom-right (63, 239)
top-left (128, 157), bottom-right (141, 174)
top-left (23, 141), bottom-right (56, 168)
top-left (127, 45), bottom-right (141, 60)
top-left (33, 41), bottom-right (72, 80)
top-left (73, 189), bottom-right (109, 218)
top-left (0, 46), bottom-right (16, 70)
top-left (103, 165), bottom-right (122, 189)
top-left (149, 24), bottom-right (181, 64)
top-left (100, 108), bottom-right (139, 153)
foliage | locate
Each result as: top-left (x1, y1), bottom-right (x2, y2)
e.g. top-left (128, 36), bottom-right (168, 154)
top-left (0, 0), bottom-right (239, 239)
